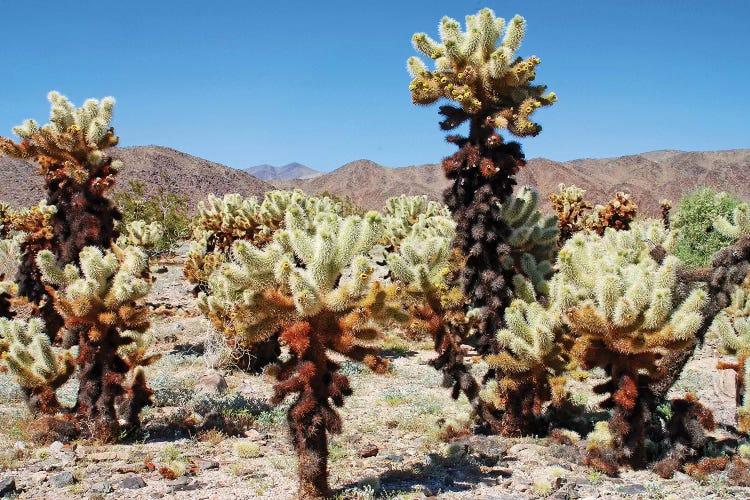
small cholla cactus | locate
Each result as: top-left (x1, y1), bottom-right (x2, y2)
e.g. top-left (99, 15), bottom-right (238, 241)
top-left (408, 8), bottom-right (556, 434)
top-left (483, 299), bottom-right (570, 435)
top-left (550, 221), bottom-right (705, 468)
top-left (199, 206), bottom-right (405, 499)
top-left (0, 278), bottom-right (16, 319)
top-left (548, 184), bottom-right (593, 244)
top-left (660, 199), bottom-right (673, 230)
top-left (0, 317), bottom-right (75, 412)
top-left (589, 192), bottom-right (638, 236)
top-left (34, 244), bottom-right (156, 441)
top-left (116, 220), bottom-right (165, 252)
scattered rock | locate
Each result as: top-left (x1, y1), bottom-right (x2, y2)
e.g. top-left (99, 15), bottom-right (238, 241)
top-left (49, 471), bottom-right (76, 487)
top-left (243, 428), bottom-right (262, 440)
top-left (120, 475), bottom-right (147, 489)
top-left (194, 458), bottom-right (220, 470)
top-left (0, 477), bottom-right (17, 496)
top-left (48, 441), bottom-right (64, 454)
top-left (168, 477), bottom-right (201, 492)
top-left (197, 371), bottom-right (228, 394)
top-left (360, 445), bottom-right (379, 458)
top-left (384, 454), bottom-right (403, 463)
top-left (89, 481), bottom-right (113, 494)
top-left (616, 483), bottom-right (647, 495)
top-left (91, 451), bottom-right (119, 461)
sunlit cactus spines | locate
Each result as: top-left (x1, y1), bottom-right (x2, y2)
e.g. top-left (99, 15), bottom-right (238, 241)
top-left (199, 206), bottom-right (407, 499)
top-left (34, 244), bottom-right (155, 441)
top-left (660, 199), bottom-right (673, 230)
top-left (116, 220), bottom-right (165, 251)
top-left (549, 222), bottom-right (707, 467)
top-left (408, 8), bottom-right (556, 137)
top-left (381, 195), bottom-right (455, 248)
top-left (0, 317), bottom-right (75, 413)
top-left (714, 202), bottom-right (750, 241)
top-left (483, 298), bottom-right (570, 435)
top-left (589, 192), bottom-right (638, 236)
top-left (548, 183), bottom-right (593, 244)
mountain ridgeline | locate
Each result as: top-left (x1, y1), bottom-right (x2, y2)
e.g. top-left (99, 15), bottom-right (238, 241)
top-left (0, 146), bottom-right (748, 215)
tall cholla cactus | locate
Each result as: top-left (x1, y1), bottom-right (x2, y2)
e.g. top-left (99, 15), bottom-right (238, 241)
top-left (35, 245), bottom-right (156, 441)
top-left (498, 186), bottom-right (558, 299)
top-left (550, 221), bottom-right (706, 467)
top-left (199, 205), bottom-right (405, 499)
top-left (117, 220), bottom-right (165, 251)
top-left (483, 299), bottom-right (570, 435)
top-left (0, 92), bottom-right (123, 339)
top-left (589, 192), bottom-right (638, 236)
top-left (408, 9), bottom-right (556, 387)
top-left (381, 195), bottom-right (455, 248)
top-left (0, 317), bottom-right (74, 412)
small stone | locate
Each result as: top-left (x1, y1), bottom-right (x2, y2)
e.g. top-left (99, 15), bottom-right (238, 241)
top-left (89, 481), bottom-right (113, 494)
top-left (384, 454), bottom-right (403, 462)
top-left (243, 428), bottom-right (262, 440)
top-left (49, 471), bottom-right (76, 487)
top-left (169, 477), bottom-right (201, 492)
top-left (120, 475), bottom-right (147, 489)
top-left (91, 451), bottom-right (118, 461)
top-left (30, 471), bottom-right (47, 484)
top-left (0, 477), bottom-right (17, 496)
top-left (194, 458), bottom-right (219, 470)
top-left (48, 441), bottom-right (64, 454)
top-left (617, 483), bottom-right (647, 495)
top-left (360, 445), bottom-right (379, 458)
top-left (13, 442), bottom-right (25, 452)
top-left (197, 371), bottom-right (228, 394)
top-left (155, 266), bottom-right (168, 274)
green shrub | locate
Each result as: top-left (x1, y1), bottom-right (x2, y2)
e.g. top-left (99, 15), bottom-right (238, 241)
top-left (672, 187), bottom-right (743, 266)
top-left (115, 179), bottom-right (190, 252)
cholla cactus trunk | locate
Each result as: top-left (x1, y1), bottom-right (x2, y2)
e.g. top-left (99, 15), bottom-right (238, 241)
top-left (660, 200), bottom-right (673, 230)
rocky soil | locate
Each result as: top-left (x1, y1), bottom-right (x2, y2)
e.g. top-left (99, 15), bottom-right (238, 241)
top-left (0, 253), bottom-right (748, 499)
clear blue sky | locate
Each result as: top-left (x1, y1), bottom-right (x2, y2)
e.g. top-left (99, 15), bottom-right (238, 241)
top-left (2, 0), bottom-right (748, 172)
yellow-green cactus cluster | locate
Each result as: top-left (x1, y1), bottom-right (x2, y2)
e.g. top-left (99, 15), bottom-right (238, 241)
top-left (714, 202), bottom-right (750, 240)
top-left (381, 195), bottom-right (455, 248)
top-left (0, 317), bottom-right (74, 391)
top-left (408, 8), bottom-right (555, 135)
top-left (498, 187), bottom-right (559, 299)
top-left (198, 204), bottom-right (405, 346)
top-left (117, 220), bottom-right (165, 250)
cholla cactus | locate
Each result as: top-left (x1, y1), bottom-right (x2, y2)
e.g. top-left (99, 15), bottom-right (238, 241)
top-left (409, 9), bottom-right (555, 387)
top-left (589, 192), bottom-right (638, 236)
top-left (660, 199), bottom-right (673, 230)
top-left (0, 317), bottom-right (74, 412)
top-left (0, 202), bottom-right (12, 238)
top-left (116, 220), bottom-right (165, 251)
top-left (548, 184), bottom-right (593, 244)
top-left (550, 221), bottom-right (705, 467)
top-left (710, 276), bottom-right (750, 433)
top-left (483, 299), bottom-right (569, 435)
top-left (35, 245), bottom-right (155, 441)
top-left (199, 206), bottom-right (405, 499)
top-left (714, 202), bottom-right (750, 241)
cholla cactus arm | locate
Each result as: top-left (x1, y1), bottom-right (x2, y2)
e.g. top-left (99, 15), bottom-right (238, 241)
top-left (548, 184), bottom-right (593, 244)
top-left (34, 244), bottom-right (154, 440)
top-left (0, 317), bottom-right (75, 413)
top-left (714, 203), bottom-right (750, 240)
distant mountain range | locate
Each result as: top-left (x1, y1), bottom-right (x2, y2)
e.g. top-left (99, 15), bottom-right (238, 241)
top-left (245, 162), bottom-right (323, 180)
top-left (1, 146), bottom-right (748, 216)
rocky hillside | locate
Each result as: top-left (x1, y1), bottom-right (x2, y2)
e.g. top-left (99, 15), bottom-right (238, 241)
top-left (2, 146), bottom-right (748, 215)
top-left (278, 149), bottom-right (750, 213)
top-left (245, 162), bottom-right (322, 180)
top-left (0, 146), bottom-right (273, 212)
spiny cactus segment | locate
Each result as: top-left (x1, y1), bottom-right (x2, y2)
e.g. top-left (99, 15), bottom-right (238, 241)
top-left (714, 202), bottom-right (750, 241)
top-left (117, 220), bottom-right (165, 251)
top-left (381, 194), bottom-right (455, 248)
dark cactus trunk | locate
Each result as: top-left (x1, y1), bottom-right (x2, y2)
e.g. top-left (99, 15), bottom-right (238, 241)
top-left (295, 410), bottom-right (330, 500)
